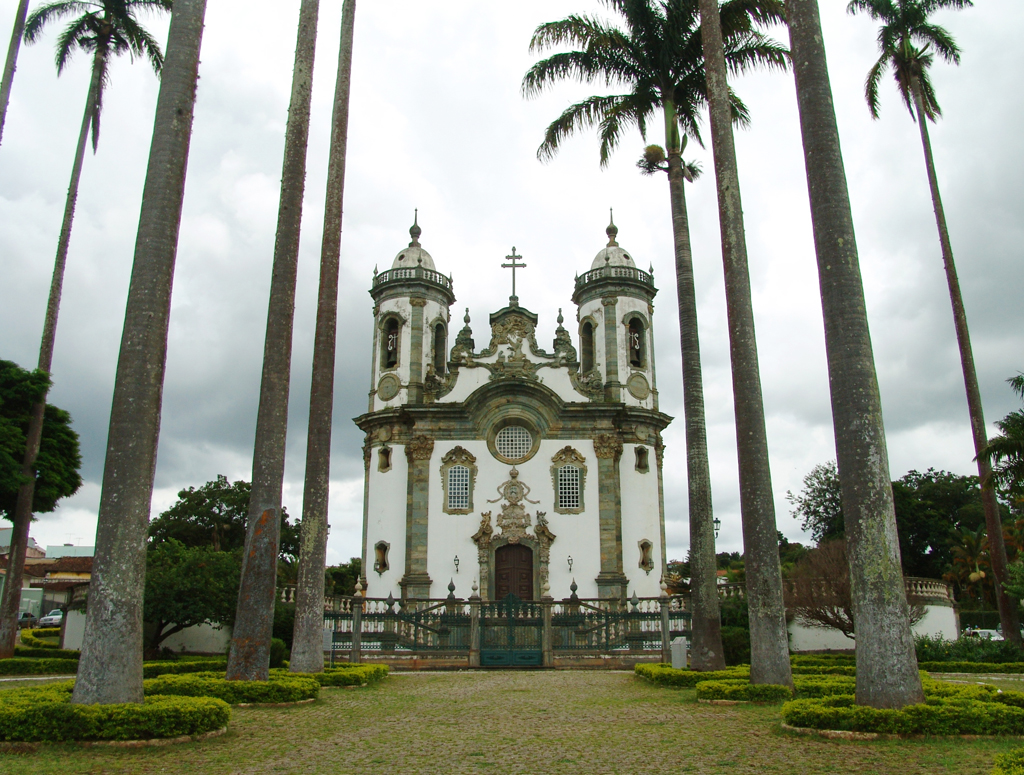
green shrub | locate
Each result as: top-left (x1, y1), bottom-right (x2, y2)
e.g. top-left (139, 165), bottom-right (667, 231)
top-left (32, 627), bottom-right (60, 638)
top-left (634, 663), bottom-right (749, 687)
top-left (270, 638), bottom-right (288, 669)
top-left (142, 659), bottom-right (229, 679)
top-left (993, 747), bottom-right (1024, 775)
top-left (793, 675), bottom-right (857, 697)
top-left (920, 661), bottom-right (1024, 674)
top-left (273, 601), bottom-right (295, 649)
top-left (790, 664), bottom-right (857, 676)
top-left (275, 664), bottom-right (389, 686)
top-left (790, 654), bottom-right (855, 667)
top-left (19, 629), bottom-right (60, 649)
top-left (0, 682), bottom-right (229, 742)
top-left (143, 673), bottom-right (319, 705)
top-left (0, 658), bottom-right (80, 676)
top-left (782, 694), bottom-right (1024, 736)
top-left (14, 646), bottom-right (80, 660)
top-left (721, 626), bottom-right (751, 666)
top-left (917, 634), bottom-right (1024, 665)
top-left (696, 679), bottom-right (792, 703)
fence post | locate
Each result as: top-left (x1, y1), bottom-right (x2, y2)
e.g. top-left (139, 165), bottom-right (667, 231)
top-left (469, 598), bottom-right (481, 667)
top-left (542, 600), bottom-right (553, 667)
top-left (660, 596), bottom-right (671, 664)
top-left (350, 597), bottom-right (363, 664)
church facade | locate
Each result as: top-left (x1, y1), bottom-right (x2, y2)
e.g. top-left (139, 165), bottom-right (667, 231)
top-left (355, 216), bottom-right (672, 601)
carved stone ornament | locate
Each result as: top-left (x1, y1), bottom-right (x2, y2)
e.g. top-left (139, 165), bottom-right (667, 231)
top-left (405, 435), bottom-right (435, 461)
top-left (409, 297), bottom-right (428, 307)
top-left (593, 433), bottom-right (623, 460)
top-left (362, 441), bottom-right (372, 470)
top-left (570, 368), bottom-right (604, 401)
top-left (626, 372), bottom-right (651, 400)
top-left (377, 373), bottom-right (401, 401)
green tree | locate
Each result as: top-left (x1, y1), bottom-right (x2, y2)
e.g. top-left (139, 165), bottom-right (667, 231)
top-left (785, 0), bottom-right (924, 709)
top-left (289, 0), bottom-right (357, 676)
top-left (225, 0), bottom-right (323, 682)
top-left (847, 0), bottom-right (1019, 647)
top-left (144, 540), bottom-right (240, 654)
top-left (787, 461), bottom-right (844, 543)
top-left (521, 0), bottom-right (786, 675)
top-left (0, 0), bottom-right (30, 146)
top-left (945, 526), bottom-right (992, 607)
top-left (981, 375), bottom-right (1024, 512)
top-left (325, 558), bottom-right (362, 597)
top-left (0, 360), bottom-right (81, 524)
top-left (0, 0), bottom-right (170, 664)
top-left (71, 0), bottom-right (207, 706)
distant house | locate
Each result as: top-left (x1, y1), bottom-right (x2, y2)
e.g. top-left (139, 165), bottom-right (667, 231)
top-left (45, 543), bottom-right (95, 559)
top-left (0, 528), bottom-right (45, 559)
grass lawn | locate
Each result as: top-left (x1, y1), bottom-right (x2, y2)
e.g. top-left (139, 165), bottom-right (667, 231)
top-left (0, 670), bottom-right (1020, 774)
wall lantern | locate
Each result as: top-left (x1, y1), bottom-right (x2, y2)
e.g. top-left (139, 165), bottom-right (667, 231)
top-left (454, 555), bottom-right (460, 574)
top-left (713, 517), bottom-right (721, 539)
top-left (567, 555), bottom-right (574, 573)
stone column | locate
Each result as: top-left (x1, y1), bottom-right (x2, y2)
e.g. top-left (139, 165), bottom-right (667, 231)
top-left (400, 435), bottom-right (433, 599)
top-left (408, 298), bottom-right (426, 403)
top-left (601, 297), bottom-right (621, 402)
top-left (594, 433), bottom-right (627, 599)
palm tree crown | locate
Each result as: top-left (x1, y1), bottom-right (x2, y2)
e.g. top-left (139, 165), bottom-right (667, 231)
top-left (521, 0), bottom-right (787, 165)
top-left (25, 0), bottom-right (169, 149)
top-left (848, 0), bottom-right (972, 121)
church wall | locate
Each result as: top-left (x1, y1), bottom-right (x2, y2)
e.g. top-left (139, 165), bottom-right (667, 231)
top-left (614, 296), bottom-right (657, 412)
top-left (364, 444), bottom-right (409, 599)
top-left (371, 297), bottom-right (451, 413)
top-left (619, 443), bottom-right (664, 597)
top-left (577, 298), bottom-right (607, 379)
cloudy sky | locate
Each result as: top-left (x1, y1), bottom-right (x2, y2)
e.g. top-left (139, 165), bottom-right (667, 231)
top-left (1, 0), bottom-right (1021, 571)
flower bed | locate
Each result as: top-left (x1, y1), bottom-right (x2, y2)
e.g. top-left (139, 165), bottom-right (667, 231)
top-left (143, 673), bottom-right (320, 705)
top-left (0, 681), bottom-right (229, 743)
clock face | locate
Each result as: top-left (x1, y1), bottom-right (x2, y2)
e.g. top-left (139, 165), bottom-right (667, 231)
top-left (377, 374), bottom-right (400, 401)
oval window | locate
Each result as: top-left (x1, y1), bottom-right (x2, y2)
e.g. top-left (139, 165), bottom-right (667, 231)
top-left (495, 425), bottom-right (533, 461)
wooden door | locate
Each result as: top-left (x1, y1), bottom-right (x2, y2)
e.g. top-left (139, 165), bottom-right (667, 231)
top-left (494, 544), bottom-right (533, 600)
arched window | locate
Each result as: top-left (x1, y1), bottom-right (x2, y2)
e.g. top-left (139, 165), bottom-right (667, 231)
top-left (580, 321), bottom-right (595, 373)
top-left (558, 465), bottom-right (580, 510)
top-left (373, 541), bottom-right (390, 575)
top-left (447, 465), bottom-right (470, 510)
top-left (638, 539), bottom-right (654, 575)
top-left (441, 446), bottom-right (477, 514)
top-left (433, 323), bottom-right (447, 375)
top-left (382, 318), bottom-right (400, 369)
top-left (628, 318), bottom-right (645, 368)
top-left (635, 446), bottom-right (649, 473)
top-left (378, 446), bottom-right (392, 472)
top-left (550, 446), bottom-right (587, 514)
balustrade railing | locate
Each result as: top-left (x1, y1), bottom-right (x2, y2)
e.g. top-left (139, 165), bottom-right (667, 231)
top-left (373, 266), bottom-right (453, 292)
top-left (575, 265), bottom-right (654, 289)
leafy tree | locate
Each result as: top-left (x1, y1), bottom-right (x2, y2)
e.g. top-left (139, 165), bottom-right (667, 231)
top-left (787, 461), bottom-right (844, 543)
top-left (148, 475), bottom-right (299, 560)
top-left (143, 540), bottom-right (240, 654)
top-left (522, 0), bottom-right (786, 675)
top-left (72, 0), bottom-right (208, 706)
top-left (325, 558), bottom-right (362, 597)
top-left (847, 0), bottom-right (1019, 647)
top-left (0, 0), bottom-right (30, 146)
top-left (944, 526), bottom-right (992, 608)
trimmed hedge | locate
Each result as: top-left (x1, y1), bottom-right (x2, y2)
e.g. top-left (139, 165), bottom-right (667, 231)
top-left (142, 659), bottom-right (229, 679)
top-left (793, 675), bottom-right (857, 698)
top-left (0, 658), bottom-right (80, 676)
top-left (275, 664), bottom-right (389, 686)
top-left (15, 646), bottom-right (80, 660)
top-left (0, 682), bottom-right (229, 743)
top-left (634, 663), bottom-right (749, 687)
top-left (143, 673), bottom-right (320, 705)
top-left (782, 694), bottom-right (1024, 736)
top-left (791, 664), bottom-right (857, 676)
top-left (790, 654), bottom-right (855, 667)
top-left (993, 748), bottom-right (1024, 775)
top-left (19, 629), bottom-right (60, 649)
top-left (696, 679), bottom-right (793, 703)
top-left (920, 661), bottom-right (1024, 674)
top-left (32, 627), bottom-right (61, 638)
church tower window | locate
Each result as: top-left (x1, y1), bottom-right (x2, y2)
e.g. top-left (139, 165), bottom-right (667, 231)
top-left (373, 541), bottom-right (390, 575)
top-left (628, 318), bottom-right (646, 368)
top-left (378, 446), bottom-right (392, 472)
top-left (635, 446), bottom-right (649, 473)
top-left (382, 317), bottom-right (400, 369)
top-left (638, 539), bottom-right (654, 574)
top-left (433, 322), bottom-right (447, 375)
top-left (440, 446), bottom-right (477, 514)
top-left (550, 446), bottom-right (587, 514)
top-left (580, 320), bottom-right (595, 372)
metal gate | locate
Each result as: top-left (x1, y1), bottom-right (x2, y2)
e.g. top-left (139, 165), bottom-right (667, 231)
top-left (480, 594), bottom-right (543, 667)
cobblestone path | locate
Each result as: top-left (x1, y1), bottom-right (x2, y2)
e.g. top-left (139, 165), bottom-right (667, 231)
top-left (1, 670), bottom-right (1015, 774)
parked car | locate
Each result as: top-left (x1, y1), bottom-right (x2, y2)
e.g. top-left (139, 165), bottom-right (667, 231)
top-left (36, 610), bottom-right (63, 628)
top-left (16, 612), bottom-right (37, 629)
top-left (965, 627), bottom-right (1004, 641)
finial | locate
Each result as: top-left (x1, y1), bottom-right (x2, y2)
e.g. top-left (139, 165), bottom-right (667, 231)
top-left (464, 307), bottom-right (471, 325)
top-left (606, 208), bottom-right (618, 247)
top-left (557, 308), bottom-right (564, 327)
top-left (448, 579), bottom-right (456, 595)
top-left (373, 264), bottom-right (378, 276)
top-left (409, 208), bottom-right (421, 247)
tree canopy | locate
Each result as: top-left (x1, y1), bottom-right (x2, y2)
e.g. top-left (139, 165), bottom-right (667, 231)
top-left (0, 359), bottom-right (81, 521)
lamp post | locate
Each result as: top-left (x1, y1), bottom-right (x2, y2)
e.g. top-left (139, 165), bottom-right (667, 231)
top-left (713, 517), bottom-right (721, 540)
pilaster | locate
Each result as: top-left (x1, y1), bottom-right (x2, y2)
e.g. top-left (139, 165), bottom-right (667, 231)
top-left (408, 298), bottom-right (426, 403)
top-left (602, 297), bottom-right (621, 402)
top-left (594, 433), bottom-right (627, 599)
top-left (401, 435), bottom-right (433, 599)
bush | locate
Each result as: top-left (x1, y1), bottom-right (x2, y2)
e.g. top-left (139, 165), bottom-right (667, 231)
top-left (634, 663), bottom-right (749, 687)
top-left (721, 626), bottom-right (750, 666)
top-left (793, 675), bottom-right (857, 697)
top-left (270, 638), bottom-right (288, 669)
top-left (917, 634), bottom-right (1024, 665)
top-left (142, 659), bottom-right (229, 679)
top-left (273, 601), bottom-right (295, 649)
top-left (919, 661), bottom-right (1024, 674)
top-left (782, 694), bottom-right (1024, 736)
top-left (791, 664), bottom-right (857, 676)
top-left (993, 748), bottom-right (1024, 775)
top-left (790, 654), bottom-right (855, 667)
top-left (143, 673), bottom-right (320, 705)
top-left (0, 682), bottom-right (229, 742)
top-left (276, 664), bottom-right (389, 686)
top-left (15, 646), bottom-right (80, 660)
top-left (0, 658), bottom-right (80, 676)
top-left (696, 679), bottom-right (792, 703)
top-left (19, 629), bottom-right (60, 649)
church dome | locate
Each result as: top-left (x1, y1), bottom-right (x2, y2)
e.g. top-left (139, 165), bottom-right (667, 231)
top-left (590, 212), bottom-right (636, 269)
top-left (391, 211), bottom-right (436, 271)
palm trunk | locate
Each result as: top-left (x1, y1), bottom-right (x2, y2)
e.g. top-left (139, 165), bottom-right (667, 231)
top-left (226, 0), bottom-right (322, 683)
top-left (72, 0), bottom-right (207, 705)
top-left (0, 0), bottom-right (29, 146)
top-left (696, 0), bottom-right (791, 687)
top-left (290, 0), bottom-right (356, 673)
top-left (786, 0), bottom-right (923, 708)
top-left (910, 79), bottom-right (1020, 647)
top-left (662, 101), bottom-right (725, 671)
top-left (0, 48), bottom-right (103, 660)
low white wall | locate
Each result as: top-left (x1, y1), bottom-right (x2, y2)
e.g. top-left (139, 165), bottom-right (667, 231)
top-left (788, 603), bottom-right (959, 652)
top-left (159, 623), bottom-right (231, 655)
top-left (61, 610), bottom-right (86, 650)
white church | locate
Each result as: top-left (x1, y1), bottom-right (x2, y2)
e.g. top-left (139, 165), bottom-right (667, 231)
top-left (356, 215), bottom-right (672, 602)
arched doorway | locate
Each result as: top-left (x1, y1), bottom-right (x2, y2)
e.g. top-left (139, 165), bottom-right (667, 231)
top-left (495, 544), bottom-right (533, 600)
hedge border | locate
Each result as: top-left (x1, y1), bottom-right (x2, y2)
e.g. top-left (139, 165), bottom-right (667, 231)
top-left (0, 658), bottom-right (80, 676)
top-left (143, 673), bottom-right (320, 705)
top-left (19, 630), bottom-right (60, 649)
top-left (993, 747), bottom-right (1024, 775)
top-left (780, 722), bottom-right (1024, 742)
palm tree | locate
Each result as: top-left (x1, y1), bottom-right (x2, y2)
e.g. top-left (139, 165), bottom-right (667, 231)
top-left (847, 0), bottom-right (1020, 648)
top-left (225, 0), bottom-right (323, 682)
top-left (0, 0), bottom-right (30, 146)
top-left (289, 0), bottom-right (357, 674)
top-left (694, 0), bottom-right (793, 687)
top-left (945, 526), bottom-right (992, 607)
top-left (784, 0), bottom-right (923, 707)
top-left (521, 0), bottom-right (788, 676)
top-left (0, 0), bottom-right (169, 662)
top-left (982, 375), bottom-right (1024, 510)
top-left (71, 0), bottom-right (207, 705)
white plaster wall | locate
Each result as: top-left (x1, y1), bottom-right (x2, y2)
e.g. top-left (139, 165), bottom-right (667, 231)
top-left (912, 604), bottom-right (959, 641)
top-left (619, 443), bottom-right (664, 597)
top-left (363, 445), bottom-right (409, 599)
top-left (535, 368), bottom-right (581, 403)
top-left (788, 604), bottom-right (960, 651)
top-left (62, 609), bottom-right (86, 650)
top-left (439, 364), bottom-right (490, 403)
top-left (160, 623), bottom-right (232, 655)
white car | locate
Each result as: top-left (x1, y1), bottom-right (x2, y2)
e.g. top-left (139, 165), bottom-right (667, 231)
top-left (36, 610), bottom-right (63, 628)
top-left (966, 628), bottom-right (1003, 641)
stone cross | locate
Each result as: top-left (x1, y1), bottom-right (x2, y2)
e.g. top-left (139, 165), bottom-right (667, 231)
top-left (502, 247), bottom-right (526, 301)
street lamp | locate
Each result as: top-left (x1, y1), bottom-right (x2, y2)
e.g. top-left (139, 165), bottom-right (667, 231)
top-left (454, 555), bottom-right (460, 574)
top-left (567, 555), bottom-right (573, 573)
top-left (713, 517), bottom-right (721, 539)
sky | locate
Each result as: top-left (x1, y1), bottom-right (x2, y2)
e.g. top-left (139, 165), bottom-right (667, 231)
top-left (0, 0), bottom-right (1021, 572)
